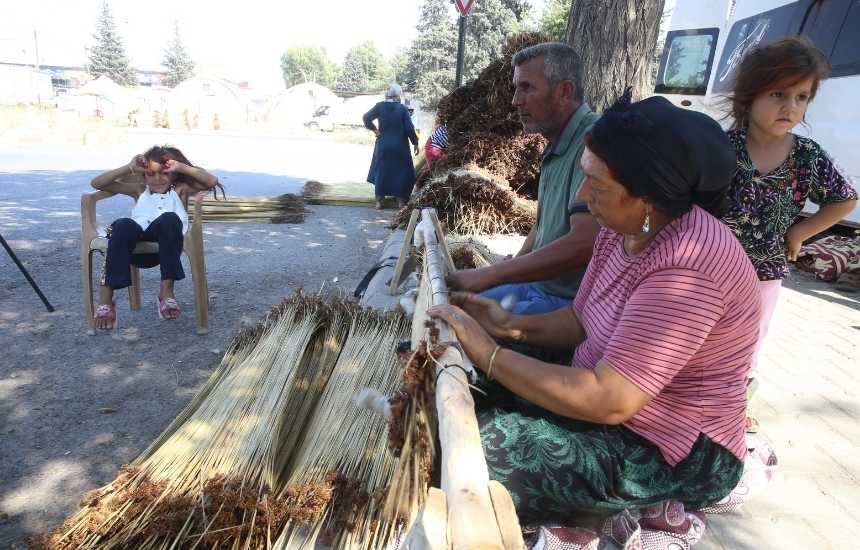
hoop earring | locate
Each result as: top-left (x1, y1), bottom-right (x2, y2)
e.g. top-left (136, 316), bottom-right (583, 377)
top-left (641, 211), bottom-right (650, 233)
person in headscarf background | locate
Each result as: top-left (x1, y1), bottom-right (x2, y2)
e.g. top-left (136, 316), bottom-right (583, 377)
top-left (363, 83), bottom-right (420, 209)
top-left (427, 92), bottom-right (761, 522)
top-left (720, 38), bottom-right (857, 432)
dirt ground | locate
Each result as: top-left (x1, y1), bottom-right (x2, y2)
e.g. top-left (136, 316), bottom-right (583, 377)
top-left (0, 137), bottom-right (395, 547)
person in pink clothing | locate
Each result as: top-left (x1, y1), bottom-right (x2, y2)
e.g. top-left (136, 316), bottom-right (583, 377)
top-left (427, 91), bottom-right (761, 523)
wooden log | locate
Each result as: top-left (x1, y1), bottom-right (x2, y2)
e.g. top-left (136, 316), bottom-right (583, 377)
top-left (412, 208), bottom-right (506, 550)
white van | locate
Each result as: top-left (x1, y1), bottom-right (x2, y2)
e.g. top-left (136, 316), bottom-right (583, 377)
top-left (654, 0), bottom-right (860, 226)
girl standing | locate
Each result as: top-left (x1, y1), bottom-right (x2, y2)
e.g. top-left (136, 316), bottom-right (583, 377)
top-left (722, 37), bottom-right (857, 395)
top-left (90, 145), bottom-right (222, 330)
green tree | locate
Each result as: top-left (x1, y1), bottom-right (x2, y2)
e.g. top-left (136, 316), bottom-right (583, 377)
top-left (162, 21), bottom-right (195, 88)
top-left (336, 41), bottom-right (388, 92)
top-left (540, 0), bottom-right (571, 40)
top-left (280, 45), bottom-right (339, 89)
top-left (387, 51), bottom-right (409, 87)
top-left (403, 0), bottom-right (457, 106)
top-left (87, 1), bottom-right (136, 85)
top-left (463, 0), bottom-right (524, 81)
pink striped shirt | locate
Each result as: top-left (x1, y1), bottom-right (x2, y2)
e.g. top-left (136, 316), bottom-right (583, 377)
top-left (573, 206), bottom-right (761, 465)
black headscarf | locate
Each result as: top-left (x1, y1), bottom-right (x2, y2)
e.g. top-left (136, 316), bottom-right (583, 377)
top-left (588, 89), bottom-right (735, 217)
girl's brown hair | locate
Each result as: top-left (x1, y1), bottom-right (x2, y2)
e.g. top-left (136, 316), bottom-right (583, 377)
top-left (727, 36), bottom-right (829, 129)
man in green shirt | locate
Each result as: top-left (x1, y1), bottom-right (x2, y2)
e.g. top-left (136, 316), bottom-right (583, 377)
top-left (447, 42), bottom-right (601, 314)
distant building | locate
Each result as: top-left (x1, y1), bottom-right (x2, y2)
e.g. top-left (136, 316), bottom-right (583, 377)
top-left (0, 62), bottom-right (166, 92)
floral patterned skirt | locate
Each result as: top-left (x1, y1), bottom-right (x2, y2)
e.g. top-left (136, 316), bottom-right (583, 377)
top-left (475, 384), bottom-right (743, 524)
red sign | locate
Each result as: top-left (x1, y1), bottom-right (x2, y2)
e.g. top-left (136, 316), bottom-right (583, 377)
top-left (455, 0), bottom-right (476, 17)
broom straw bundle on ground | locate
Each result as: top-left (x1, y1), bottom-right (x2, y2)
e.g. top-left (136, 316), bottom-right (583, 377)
top-left (33, 296), bottom-right (431, 550)
top-left (302, 180), bottom-right (378, 207)
top-left (189, 194), bottom-right (307, 224)
top-left (274, 309), bottom-right (413, 550)
top-left (33, 295), bottom-right (349, 549)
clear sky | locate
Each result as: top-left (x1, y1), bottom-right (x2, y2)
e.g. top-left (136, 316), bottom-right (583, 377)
top-left (0, 0), bottom-right (552, 91)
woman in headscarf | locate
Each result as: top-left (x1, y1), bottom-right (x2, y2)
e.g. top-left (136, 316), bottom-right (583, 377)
top-left (427, 91), bottom-right (762, 522)
top-left (363, 83), bottom-right (420, 209)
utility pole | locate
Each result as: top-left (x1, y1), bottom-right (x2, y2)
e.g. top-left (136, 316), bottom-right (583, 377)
top-left (453, 0), bottom-right (476, 88)
top-left (455, 15), bottom-right (466, 87)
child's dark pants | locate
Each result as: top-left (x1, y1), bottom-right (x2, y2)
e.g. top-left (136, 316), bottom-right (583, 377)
top-left (104, 213), bottom-right (185, 290)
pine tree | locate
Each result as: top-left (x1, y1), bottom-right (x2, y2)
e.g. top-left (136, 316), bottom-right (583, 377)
top-left (403, 0), bottom-right (458, 107)
top-left (162, 21), bottom-right (195, 88)
top-left (87, 1), bottom-right (136, 85)
top-left (403, 0), bottom-right (526, 107)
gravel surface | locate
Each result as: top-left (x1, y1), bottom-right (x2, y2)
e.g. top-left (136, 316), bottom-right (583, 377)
top-left (0, 137), bottom-right (393, 547)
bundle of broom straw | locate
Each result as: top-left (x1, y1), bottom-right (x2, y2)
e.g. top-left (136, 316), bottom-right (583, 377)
top-left (32, 294), bottom-right (433, 550)
top-left (188, 194), bottom-right (307, 224)
top-left (302, 181), bottom-right (377, 207)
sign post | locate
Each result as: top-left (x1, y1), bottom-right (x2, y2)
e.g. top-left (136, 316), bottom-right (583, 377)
top-left (454, 0), bottom-right (476, 87)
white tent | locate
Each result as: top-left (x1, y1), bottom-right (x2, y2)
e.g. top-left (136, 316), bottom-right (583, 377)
top-left (167, 76), bottom-right (247, 130)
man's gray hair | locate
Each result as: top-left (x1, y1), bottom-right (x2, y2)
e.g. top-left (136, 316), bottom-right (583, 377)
top-left (512, 42), bottom-right (585, 102)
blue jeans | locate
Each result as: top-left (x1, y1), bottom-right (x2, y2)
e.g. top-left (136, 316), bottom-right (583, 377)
top-left (481, 283), bottom-right (570, 315)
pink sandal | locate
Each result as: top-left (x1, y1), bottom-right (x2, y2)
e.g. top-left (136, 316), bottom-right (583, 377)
top-left (94, 302), bottom-right (117, 330)
top-left (157, 297), bottom-right (181, 320)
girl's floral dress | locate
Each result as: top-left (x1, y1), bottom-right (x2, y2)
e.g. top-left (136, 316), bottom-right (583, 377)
top-left (722, 129), bottom-right (857, 281)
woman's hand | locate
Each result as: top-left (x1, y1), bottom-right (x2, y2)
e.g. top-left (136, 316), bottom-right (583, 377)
top-left (784, 225), bottom-right (805, 262)
top-left (448, 292), bottom-right (521, 341)
top-left (373, 129), bottom-right (381, 138)
top-left (426, 304), bottom-right (497, 369)
top-left (413, 144), bottom-right (420, 156)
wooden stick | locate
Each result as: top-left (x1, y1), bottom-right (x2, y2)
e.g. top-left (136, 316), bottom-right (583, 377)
top-left (390, 209), bottom-right (420, 295)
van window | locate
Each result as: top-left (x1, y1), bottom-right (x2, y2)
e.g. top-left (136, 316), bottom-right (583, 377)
top-left (712, 2), bottom-right (801, 94)
top-left (830, 0), bottom-right (860, 77)
top-left (655, 28), bottom-right (719, 95)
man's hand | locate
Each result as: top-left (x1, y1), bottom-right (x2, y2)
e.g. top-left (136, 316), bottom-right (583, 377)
top-left (446, 268), bottom-right (497, 293)
top-left (449, 292), bottom-right (520, 341)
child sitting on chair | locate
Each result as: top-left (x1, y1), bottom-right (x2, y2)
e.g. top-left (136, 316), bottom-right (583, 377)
top-left (90, 145), bottom-right (222, 330)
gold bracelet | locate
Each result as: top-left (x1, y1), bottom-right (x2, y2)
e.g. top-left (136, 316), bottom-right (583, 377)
top-left (486, 344), bottom-right (502, 380)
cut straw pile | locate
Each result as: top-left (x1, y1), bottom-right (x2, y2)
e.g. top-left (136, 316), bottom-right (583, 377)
top-left (395, 168), bottom-right (536, 236)
top-left (32, 294), bottom-right (437, 550)
top-left (188, 194), bottom-right (307, 224)
top-left (409, 31), bottom-right (552, 235)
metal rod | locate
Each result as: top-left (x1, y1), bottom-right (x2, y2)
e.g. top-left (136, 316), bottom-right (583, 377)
top-left (0, 233), bottom-right (55, 312)
top-left (455, 15), bottom-right (467, 87)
